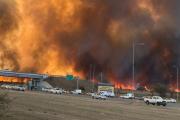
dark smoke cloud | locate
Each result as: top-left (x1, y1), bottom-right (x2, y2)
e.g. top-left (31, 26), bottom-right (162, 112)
top-left (0, 0), bottom-right (180, 88)
top-left (0, 0), bottom-right (19, 70)
top-left (0, 0), bottom-right (18, 35)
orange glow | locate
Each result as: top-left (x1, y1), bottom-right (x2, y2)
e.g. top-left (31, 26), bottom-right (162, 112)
top-left (174, 89), bottom-right (180, 93)
top-left (138, 0), bottom-right (161, 22)
top-left (0, 0), bottom-right (86, 78)
top-left (0, 0), bottom-right (176, 88)
top-left (0, 76), bottom-right (30, 83)
top-left (170, 86), bottom-right (180, 93)
top-left (109, 77), bottom-right (134, 90)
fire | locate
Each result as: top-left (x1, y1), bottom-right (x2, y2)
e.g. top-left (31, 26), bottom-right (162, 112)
top-left (1, 0), bottom-right (85, 77)
top-left (0, 76), bottom-right (30, 83)
top-left (114, 83), bottom-right (134, 90)
top-left (0, 0), bottom-right (179, 89)
top-left (109, 77), bottom-right (134, 90)
top-left (174, 89), bottom-right (180, 93)
top-left (170, 86), bottom-right (180, 93)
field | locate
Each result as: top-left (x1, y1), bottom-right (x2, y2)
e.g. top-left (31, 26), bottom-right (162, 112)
top-left (1, 90), bottom-right (180, 120)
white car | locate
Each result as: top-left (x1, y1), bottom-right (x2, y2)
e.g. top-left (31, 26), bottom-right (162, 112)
top-left (50, 88), bottom-right (63, 94)
top-left (120, 93), bottom-right (135, 99)
top-left (71, 89), bottom-right (82, 95)
top-left (87, 92), bottom-right (94, 96)
top-left (42, 88), bottom-right (51, 92)
top-left (15, 86), bottom-right (26, 91)
top-left (164, 98), bottom-right (176, 103)
top-left (1, 84), bottom-right (8, 89)
top-left (92, 93), bottom-right (107, 100)
top-left (144, 96), bottom-right (167, 106)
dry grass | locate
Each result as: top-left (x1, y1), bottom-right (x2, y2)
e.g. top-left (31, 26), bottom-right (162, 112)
top-left (0, 92), bottom-right (11, 120)
top-left (0, 90), bottom-right (180, 120)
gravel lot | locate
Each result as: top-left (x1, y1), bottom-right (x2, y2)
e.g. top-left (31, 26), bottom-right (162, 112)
top-left (1, 90), bottom-right (180, 120)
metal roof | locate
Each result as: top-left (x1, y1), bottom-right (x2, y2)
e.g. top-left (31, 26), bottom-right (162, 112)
top-left (98, 82), bottom-right (114, 86)
top-left (0, 70), bottom-right (48, 79)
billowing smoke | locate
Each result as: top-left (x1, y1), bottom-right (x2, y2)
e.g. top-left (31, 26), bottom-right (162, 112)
top-left (0, 0), bottom-right (179, 89)
top-left (0, 0), bottom-right (19, 70)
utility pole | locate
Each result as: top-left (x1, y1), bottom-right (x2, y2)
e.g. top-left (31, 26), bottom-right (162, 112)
top-left (101, 72), bottom-right (103, 83)
top-left (89, 64), bottom-right (92, 82)
top-left (76, 77), bottom-right (79, 90)
top-left (173, 65), bottom-right (179, 101)
top-left (176, 67), bottom-right (179, 101)
top-left (132, 40), bottom-right (144, 90)
top-left (92, 65), bottom-right (96, 92)
top-left (132, 39), bottom-right (135, 90)
top-left (89, 64), bottom-right (92, 92)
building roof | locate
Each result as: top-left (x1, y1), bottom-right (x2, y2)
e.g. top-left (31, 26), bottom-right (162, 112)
top-left (0, 70), bottom-right (48, 79)
top-left (98, 82), bottom-right (114, 86)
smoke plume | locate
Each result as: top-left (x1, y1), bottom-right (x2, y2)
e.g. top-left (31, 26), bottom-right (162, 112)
top-left (0, 0), bottom-right (179, 89)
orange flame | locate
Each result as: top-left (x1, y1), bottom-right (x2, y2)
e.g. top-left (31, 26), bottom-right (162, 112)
top-left (0, 76), bottom-right (30, 83)
top-left (109, 77), bottom-right (134, 90)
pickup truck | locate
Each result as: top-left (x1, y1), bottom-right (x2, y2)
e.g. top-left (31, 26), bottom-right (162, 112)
top-left (144, 96), bottom-right (167, 106)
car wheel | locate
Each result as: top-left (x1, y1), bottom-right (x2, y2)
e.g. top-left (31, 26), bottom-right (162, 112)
top-left (162, 102), bottom-right (167, 106)
top-left (146, 101), bottom-right (150, 105)
top-left (163, 104), bottom-right (166, 106)
top-left (157, 102), bottom-right (160, 106)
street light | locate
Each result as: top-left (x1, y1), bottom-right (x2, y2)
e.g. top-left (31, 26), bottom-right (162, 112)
top-left (132, 40), bottom-right (144, 90)
top-left (173, 66), bottom-right (179, 101)
top-left (76, 77), bottom-right (79, 90)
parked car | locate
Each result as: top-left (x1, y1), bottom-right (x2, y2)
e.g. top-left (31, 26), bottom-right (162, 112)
top-left (164, 98), bottom-right (176, 103)
top-left (86, 92), bottom-right (94, 96)
top-left (42, 87), bottom-right (51, 92)
top-left (92, 93), bottom-right (107, 100)
top-left (120, 93), bottom-right (135, 99)
top-left (71, 89), bottom-right (82, 94)
top-left (50, 88), bottom-right (63, 94)
top-left (1, 84), bottom-right (26, 91)
top-left (144, 96), bottom-right (167, 106)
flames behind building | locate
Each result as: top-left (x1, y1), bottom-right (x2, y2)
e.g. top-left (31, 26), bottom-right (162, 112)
top-left (0, 0), bottom-right (180, 91)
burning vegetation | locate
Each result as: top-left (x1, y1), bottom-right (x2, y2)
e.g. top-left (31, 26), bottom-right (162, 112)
top-left (0, 0), bottom-right (179, 91)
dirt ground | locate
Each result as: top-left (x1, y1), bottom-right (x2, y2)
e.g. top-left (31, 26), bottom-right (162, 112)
top-left (0, 90), bottom-right (180, 120)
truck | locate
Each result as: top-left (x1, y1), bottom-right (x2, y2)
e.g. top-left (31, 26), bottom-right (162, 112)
top-left (99, 91), bottom-right (115, 97)
top-left (144, 96), bottom-right (167, 106)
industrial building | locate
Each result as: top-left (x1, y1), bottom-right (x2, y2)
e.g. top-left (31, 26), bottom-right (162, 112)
top-left (0, 70), bottom-right (48, 90)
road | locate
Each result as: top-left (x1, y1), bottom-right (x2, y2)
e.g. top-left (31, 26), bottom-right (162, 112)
top-left (0, 90), bottom-right (180, 120)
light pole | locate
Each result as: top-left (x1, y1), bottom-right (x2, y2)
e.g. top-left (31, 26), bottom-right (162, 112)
top-left (132, 40), bottom-right (144, 90)
top-left (92, 65), bottom-right (96, 92)
top-left (100, 72), bottom-right (103, 83)
top-left (76, 77), bottom-right (79, 90)
top-left (173, 66), bottom-right (179, 101)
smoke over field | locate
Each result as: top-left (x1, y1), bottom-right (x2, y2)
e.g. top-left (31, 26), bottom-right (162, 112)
top-left (0, 0), bottom-right (179, 90)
